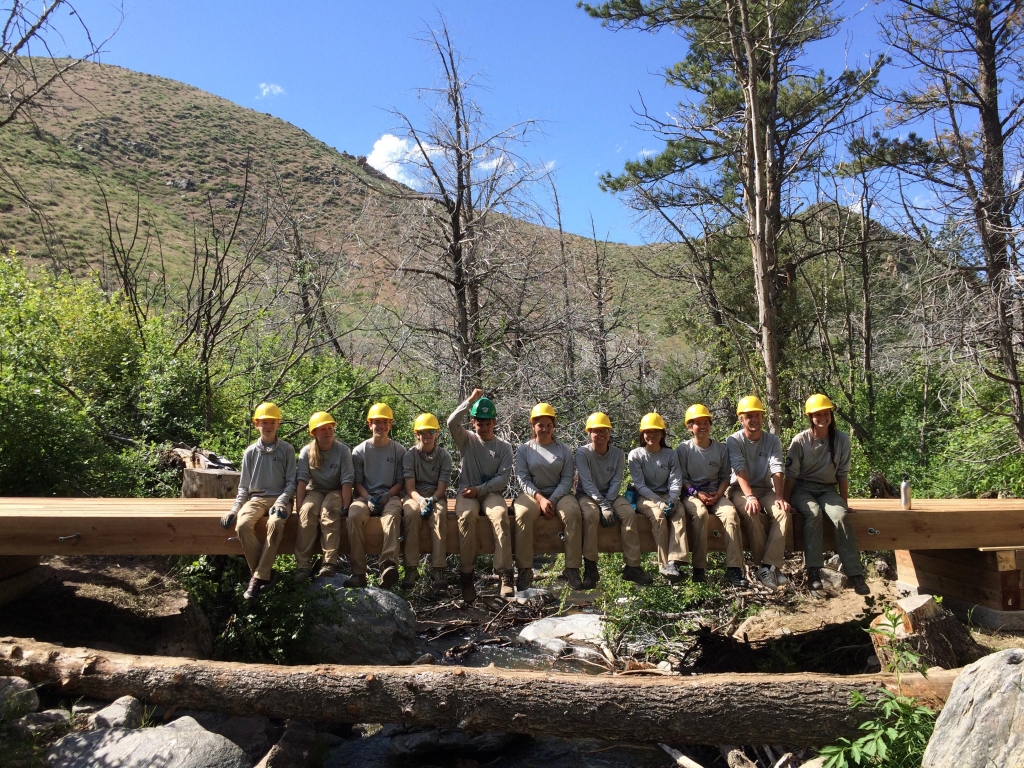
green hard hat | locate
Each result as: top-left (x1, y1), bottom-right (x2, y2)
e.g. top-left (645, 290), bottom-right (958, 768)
top-left (470, 396), bottom-right (497, 419)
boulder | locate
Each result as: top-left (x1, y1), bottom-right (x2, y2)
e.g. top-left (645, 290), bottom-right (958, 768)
top-left (167, 710), bottom-right (273, 761)
top-left (296, 582), bottom-right (417, 665)
top-left (922, 647), bottom-right (1024, 767)
top-left (255, 719), bottom-right (315, 768)
top-left (518, 614), bottom-right (605, 647)
top-left (71, 698), bottom-right (108, 716)
top-left (11, 708), bottom-right (70, 738)
top-left (819, 567), bottom-right (849, 591)
top-left (48, 716), bottom-right (252, 768)
top-left (0, 675), bottom-right (39, 717)
top-left (87, 695), bottom-right (143, 730)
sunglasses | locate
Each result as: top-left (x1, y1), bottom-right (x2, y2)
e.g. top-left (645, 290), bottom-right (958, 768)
top-left (417, 429), bottom-right (438, 435)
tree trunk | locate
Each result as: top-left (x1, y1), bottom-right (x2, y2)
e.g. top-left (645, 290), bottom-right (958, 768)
top-left (182, 468), bottom-right (242, 499)
top-left (0, 638), bottom-right (958, 747)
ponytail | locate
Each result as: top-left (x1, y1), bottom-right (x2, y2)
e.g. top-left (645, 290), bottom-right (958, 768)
top-left (828, 420), bottom-right (837, 468)
top-left (307, 438), bottom-right (337, 470)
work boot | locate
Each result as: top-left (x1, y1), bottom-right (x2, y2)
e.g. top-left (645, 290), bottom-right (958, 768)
top-left (516, 567), bottom-right (534, 592)
top-left (622, 565), bottom-right (654, 586)
top-left (292, 568), bottom-right (312, 584)
top-left (431, 568), bottom-right (448, 592)
top-left (690, 567), bottom-right (705, 583)
top-left (317, 562), bottom-right (338, 579)
top-left (851, 574), bottom-right (870, 596)
top-left (460, 571), bottom-right (477, 603)
top-left (725, 567), bottom-right (749, 588)
top-left (660, 561), bottom-right (683, 583)
top-left (243, 576), bottom-right (267, 601)
top-left (562, 567), bottom-right (584, 591)
top-left (400, 566), bottom-right (418, 590)
top-left (806, 567), bottom-right (824, 591)
top-left (344, 573), bottom-right (368, 589)
top-left (380, 561), bottom-right (400, 589)
top-left (582, 558), bottom-right (600, 590)
top-left (500, 569), bottom-right (516, 597)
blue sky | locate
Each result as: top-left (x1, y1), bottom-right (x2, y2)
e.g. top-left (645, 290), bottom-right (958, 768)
top-left (60, 1), bottom-right (893, 245)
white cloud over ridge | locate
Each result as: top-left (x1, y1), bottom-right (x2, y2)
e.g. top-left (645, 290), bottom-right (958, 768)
top-left (367, 133), bottom-right (419, 186)
top-left (257, 83), bottom-right (284, 99)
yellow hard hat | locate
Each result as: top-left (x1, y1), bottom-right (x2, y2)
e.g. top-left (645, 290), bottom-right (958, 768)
top-left (736, 396), bottom-right (766, 415)
top-left (530, 402), bottom-right (557, 422)
top-left (585, 412), bottom-right (612, 431)
top-left (366, 402), bottom-right (394, 422)
top-left (413, 413), bottom-right (440, 432)
top-left (684, 404), bottom-right (712, 424)
top-left (805, 393), bottom-right (835, 414)
top-left (308, 411), bottom-right (336, 435)
top-left (253, 402), bottom-right (282, 422)
top-left (639, 412), bottom-right (666, 432)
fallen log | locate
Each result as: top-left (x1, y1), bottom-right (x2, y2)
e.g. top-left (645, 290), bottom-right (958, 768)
top-left (0, 637), bottom-right (959, 747)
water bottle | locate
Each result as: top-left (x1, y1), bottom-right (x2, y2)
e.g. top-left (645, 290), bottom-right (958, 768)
top-left (900, 474), bottom-right (911, 510)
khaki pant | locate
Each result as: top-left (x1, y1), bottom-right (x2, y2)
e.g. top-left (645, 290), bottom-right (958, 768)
top-left (577, 495), bottom-right (641, 567)
top-left (792, 481), bottom-right (863, 576)
top-left (348, 496), bottom-right (402, 575)
top-left (684, 495), bottom-right (741, 569)
top-left (456, 493), bottom-right (511, 573)
top-left (295, 489), bottom-right (345, 571)
top-left (402, 496), bottom-right (447, 568)
top-left (727, 487), bottom-right (790, 569)
top-left (514, 493), bottom-right (584, 569)
top-left (638, 494), bottom-right (688, 566)
top-left (236, 496), bottom-right (287, 581)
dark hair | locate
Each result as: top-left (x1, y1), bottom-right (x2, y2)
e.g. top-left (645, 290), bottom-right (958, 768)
top-left (807, 412), bottom-right (838, 468)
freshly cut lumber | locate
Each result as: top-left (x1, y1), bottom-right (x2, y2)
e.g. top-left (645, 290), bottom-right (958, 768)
top-left (0, 637), bottom-right (959, 747)
top-left (182, 468), bottom-right (242, 499)
top-left (895, 549), bottom-right (1023, 611)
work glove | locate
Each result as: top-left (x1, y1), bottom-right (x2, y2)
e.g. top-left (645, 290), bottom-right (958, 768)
top-left (220, 510), bottom-right (237, 529)
top-left (369, 491), bottom-right (391, 516)
top-left (660, 500), bottom-right (677, 520)
top-left (271, 505), bottom-right (289, 519)
top-left (599, 500), bottom-right (617, 528)
top-left (421, 496), bottom-right (436, 519)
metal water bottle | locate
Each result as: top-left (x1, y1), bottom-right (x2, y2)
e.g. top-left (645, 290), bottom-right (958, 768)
top-left (900, 474), bottom-right (912, 510)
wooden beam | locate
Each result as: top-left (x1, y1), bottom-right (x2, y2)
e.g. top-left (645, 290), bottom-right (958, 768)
top-left (2, 498), bottom-right (1024, 556)
top-left (0, 637), bottom-right (960, 747)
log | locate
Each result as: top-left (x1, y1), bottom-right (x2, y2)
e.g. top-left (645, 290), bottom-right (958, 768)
top-left (0, 637), bottom-right (959, 747)
top-left (870, 595), bottom-right (982, 671)
top-left (182, 468), bottom-right (242, 499)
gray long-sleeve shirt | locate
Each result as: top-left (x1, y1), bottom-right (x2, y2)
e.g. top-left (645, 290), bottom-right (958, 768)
top-left (515, 439), bottom-right (575, 502)
top-left (785, 428), bottom-right (851, 485)
top-left (297, 441), bottom-right (354, 492)
top-left (677, 439), bottom-right (731, 492)
top-left (627, 446), bottom-right (683, 503)
top-left (352, 439), bottom-right (407, 496)
top-left (403, 445), bottom-right (453, 496)
top-left (231, 438), bottom-right (297, 513)
top-left (575, 444), bottom-right (625, 503)
top-left (447, 397), bottom-right (514, 495)
top-left (727, 430), bottom-right (784, 493)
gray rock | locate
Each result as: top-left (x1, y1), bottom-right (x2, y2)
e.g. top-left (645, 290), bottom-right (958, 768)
top-left (819, 566), bottom-right (849, 590)
top-left (389, 728), bottom-right (519, 756)
top-left (48, 716), bottom-right (252, 768)
top-left (518, 614), bottom-right (605, 646)
top-left (323, 735), bottom-right (392, 768)
top-left (296, 582), bottom-right (417, 665)
top-left (922, 647), bottom-right (1024, 767)
top-left (71, 698), bottom-right (108, 716)
top-left (0, 675), bottom-right (39, 717)
top-left (411, 653), bottom-right (436, 665)
top-left (166, 710), bottom-right (272, 761)
top-left (11, 708), bottom-right (70, 738)
top-left (255, 719), bottom-right (315, 768)
top-left (87, 695), bottom-right (143, 730)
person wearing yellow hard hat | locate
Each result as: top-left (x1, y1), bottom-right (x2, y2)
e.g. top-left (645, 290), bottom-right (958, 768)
top-left (784, 394), bottom-right (869, 596)
top-left (220, 402), bottom-right (297, 601)
top-left (347, 403), bottom-right (407, 589)
top-left (447, 387), bottom-right (515, 602)
top-left (575, 412), bottom-right (654, 586)
top-left (726, 395), bottom-right (792, 591)
top-left (513, 403), bottom-right (586, 591)
top-left (628, 412), bottom-right (689, 583)
top-left (677, 404), bottom-right (748, 587)
top-left (400, 413), bottom-right (453, 592)
top-left (293, 411), bottom-right (354, 583)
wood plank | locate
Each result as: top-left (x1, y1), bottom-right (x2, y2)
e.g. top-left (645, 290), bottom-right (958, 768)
top-left (907, 568), bottom-right (1017, 611)
top-left (898, 551), bottom-right (1017, 592)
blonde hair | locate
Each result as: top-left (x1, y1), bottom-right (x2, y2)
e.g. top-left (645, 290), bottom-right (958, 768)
top-left (306, 438), bottom-right (338, 470)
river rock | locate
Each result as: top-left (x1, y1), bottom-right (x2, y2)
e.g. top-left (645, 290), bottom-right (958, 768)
top-left (11, 708), bottom-right (70, 737)
top-left (0, 675), bottom-right (39, 717)
top-left (255, 719), bottom-right (315, 768)
top-left (297, 582), bottom-right (417, 665)
top-left (922, 647), bottom-right (1024, 767)
top-left (48, 716), bottom-right (251, 768)
top-left (819, 567), bottom-right (849, 590)
top-left (389, 728), bottom-right (520, 756)
top-left (87, 695), bottom-right (143, 730)
top-left (167, 710), bottom-right (273, 761)
top-left (518, 614), bottom-right (605, 647)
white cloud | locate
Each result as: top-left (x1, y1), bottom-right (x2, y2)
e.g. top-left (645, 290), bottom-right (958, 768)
top-left (257, 83), bottom-right (284, 99)
top-left (367, 133), bottom-right (419, 186)
top-left (639, 148), bottom-right (656, 158)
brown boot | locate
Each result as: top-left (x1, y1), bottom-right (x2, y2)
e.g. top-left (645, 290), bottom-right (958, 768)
top-left (344, 573), bottom-right (367, 589)
top-left (562, 567), bottom-right (584, 591)
top-left (292, 568), bottom-right (312, 584)
top-left (582, 559), bottom-right (599, 590)
top-left (516, 567), bottom-right (534, 592)
top-left (400, 563), bottom-right (418, 589)
top-left (500, 569), bottom-right (515, 597)
top-left (431, 568), bottom-right (448, 591)
top-left (317, 562), bottom-right (338, 579)
top-left (380, 561), bottom-right (400, 589)
top-left (459, 571), bottom-right (476, 603)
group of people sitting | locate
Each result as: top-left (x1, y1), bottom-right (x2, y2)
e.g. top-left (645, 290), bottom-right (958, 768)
top-left (220, 389), bottom-right (868, 602)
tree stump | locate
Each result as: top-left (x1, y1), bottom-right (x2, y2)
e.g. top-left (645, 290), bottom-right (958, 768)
top-left (182, 468), bottom-right (241, 499)
top-left (871, 595), bottom-right (982, 671)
